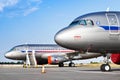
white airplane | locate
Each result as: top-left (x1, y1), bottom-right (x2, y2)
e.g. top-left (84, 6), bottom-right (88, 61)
top-left (55, 11), bottom-right (120, 71)
top-left (5, 44), bottom-right (101, 67)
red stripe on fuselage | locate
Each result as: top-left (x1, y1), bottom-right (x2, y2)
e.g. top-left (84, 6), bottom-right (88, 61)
top-left (35, 50), bottom-right (74, 53)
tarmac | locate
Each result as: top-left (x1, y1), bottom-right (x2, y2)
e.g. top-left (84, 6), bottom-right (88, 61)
top-left (0, 65), bottom-right (120, 80)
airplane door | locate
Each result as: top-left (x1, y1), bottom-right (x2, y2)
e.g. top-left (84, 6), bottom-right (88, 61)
top-left (106, 13), bottom-right (120, 35)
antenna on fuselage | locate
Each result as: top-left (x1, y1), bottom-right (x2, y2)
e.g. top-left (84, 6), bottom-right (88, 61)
top-left (106, 7), bottom-right (110, 12)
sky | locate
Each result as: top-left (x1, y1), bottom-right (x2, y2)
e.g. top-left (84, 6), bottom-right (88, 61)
top-left (0, 0), bottom-right (120, 62)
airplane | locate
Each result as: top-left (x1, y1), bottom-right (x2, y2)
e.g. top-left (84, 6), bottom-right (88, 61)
top-left (5, 44), bottom-right (101, 67)
top-left (55, 11), bottom-right (120, 71)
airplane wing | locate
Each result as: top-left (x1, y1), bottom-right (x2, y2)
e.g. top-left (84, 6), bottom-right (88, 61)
top-left (65, 51), bottom-right (102, 60)
top-left (39, 51), bottom-right (102, 65)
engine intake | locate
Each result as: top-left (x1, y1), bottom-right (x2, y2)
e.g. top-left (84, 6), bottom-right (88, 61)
top-left (48, 55), bottom-right (67, 64)
top-left (111, 53), bottom-right (120, 65)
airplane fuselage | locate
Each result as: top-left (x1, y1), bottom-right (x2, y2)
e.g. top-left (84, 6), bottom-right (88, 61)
top-left (5, 44), bottom-right (101, 65)
top-left (5, 44), bottom-right (74, 64)
top-left (55, 11), bottom-right (120, 53)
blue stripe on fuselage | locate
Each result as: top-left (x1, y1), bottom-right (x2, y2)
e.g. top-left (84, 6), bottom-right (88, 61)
top-left (100, 26), bottom-right (120, 30)
top-left (21, 51), bottom-right (32, 53)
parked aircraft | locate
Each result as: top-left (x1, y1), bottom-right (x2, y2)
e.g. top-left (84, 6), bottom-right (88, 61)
top-left (5, 44), bottom-right (101, 67)
top-left (55, 11), bottom-right (120, 71)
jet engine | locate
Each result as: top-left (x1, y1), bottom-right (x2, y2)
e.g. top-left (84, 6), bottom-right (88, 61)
top-left (111, 53), bottom-right (120, 65)
top-left (48, 55), bottom-right (68, 64)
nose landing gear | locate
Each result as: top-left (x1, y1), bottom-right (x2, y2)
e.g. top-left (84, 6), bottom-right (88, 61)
top-left (100, 64), bottom-right (111, 71)
top-left (100, 54), bottom-right (111, 71)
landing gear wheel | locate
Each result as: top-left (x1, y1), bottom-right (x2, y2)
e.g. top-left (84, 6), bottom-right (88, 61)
top-left (100, 64), bottom-right (111, 71)
top-left (59, 63), bottom-right (64, 67)
top-left (69, 62), bottom-right (75, 67)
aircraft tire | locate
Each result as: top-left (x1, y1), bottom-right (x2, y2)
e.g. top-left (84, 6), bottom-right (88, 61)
top-left (69, 62), bottom-right (75, 67)
top-left (58, 63), bottom-right (64, 67)
top-left (100, 64), bottom-right (111, 71)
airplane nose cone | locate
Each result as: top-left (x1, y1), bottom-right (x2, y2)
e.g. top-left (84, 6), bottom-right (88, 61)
top-left (55, 27), bottom-right (82, 50)
top-left (5, 52), bottom-right (11, 58)
top-left (54, 28), bottom-right (70, 47)
top-left (5, 52), bottom-right (15, 59)
top-left (54, 32), bottom-right (64, 44)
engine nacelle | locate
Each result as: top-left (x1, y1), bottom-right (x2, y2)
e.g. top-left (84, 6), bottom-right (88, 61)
top-left (48, 55), bottom-right (68, 64)
top-left (111, 53), bottom-right (120, 65)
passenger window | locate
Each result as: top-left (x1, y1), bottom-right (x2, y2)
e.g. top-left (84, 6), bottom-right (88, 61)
top-left (86, 19), bottom-right (94, 25)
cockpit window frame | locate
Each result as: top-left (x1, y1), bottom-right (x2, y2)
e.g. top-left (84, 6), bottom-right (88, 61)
top-left (69, 20), bottom-right (87, 26)
top-left (79, 20), bottom-right (87, 25)
top-left (69, 19), bottom-right (94, 27)
top-left (86, 19), bottom-right (94, 26)
top-left (69, 21), bottom-right (79, 26)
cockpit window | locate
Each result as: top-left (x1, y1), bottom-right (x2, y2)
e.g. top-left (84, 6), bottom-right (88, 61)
top-left (70, 20), bottom-right (87, 26)
top-left (86, 19), bottom-right (94, 25)
top-left (79, 20), bottom-right (87, 25)
top-left (69, 21), bottom-right (79, 26)
top-left (69, 19), bottom-right (94, 27)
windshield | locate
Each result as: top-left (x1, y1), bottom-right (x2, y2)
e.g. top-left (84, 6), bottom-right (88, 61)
top-left (69, 19), bottom-right (94, 27)
top-left (69, 21), bottom-right (79, 26)
top-left (69, 20), bottom-right (87, 26)
top-left (79, 20), bottom-right (87, 25)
